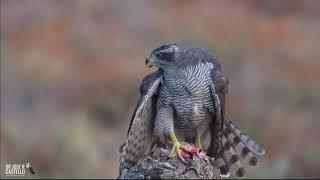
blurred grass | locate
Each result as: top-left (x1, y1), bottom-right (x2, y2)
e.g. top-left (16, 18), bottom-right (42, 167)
top-left (1, 0), bottom-right (320, 178)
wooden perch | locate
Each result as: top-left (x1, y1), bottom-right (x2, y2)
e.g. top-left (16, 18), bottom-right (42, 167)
top-left (118, 142), bottom-right (220, 179)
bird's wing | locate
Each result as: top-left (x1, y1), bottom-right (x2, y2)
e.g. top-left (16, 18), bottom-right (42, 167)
top-left (200, 52), bottom-right (228, 157)
top-left (119, 69), bottom-right (163, 173)
top-left (208, 68), bottom-right (232, 177)
top-left (204, 55), bottom-right (265, 178)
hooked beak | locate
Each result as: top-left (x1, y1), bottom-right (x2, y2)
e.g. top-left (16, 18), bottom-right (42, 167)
top-left (145, 58), bottom-right (155, 68)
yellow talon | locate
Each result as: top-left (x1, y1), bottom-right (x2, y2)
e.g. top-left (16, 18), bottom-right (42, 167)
top-left (196, 134), bottom-right (202, 150)
top-left (169, 133), bottom-right (190, 162)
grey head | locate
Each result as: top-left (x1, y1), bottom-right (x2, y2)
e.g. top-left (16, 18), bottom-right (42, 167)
top-left (145, 43), bottom-right (218, 70)
top-left (145, 43), bottom-right (181, 69)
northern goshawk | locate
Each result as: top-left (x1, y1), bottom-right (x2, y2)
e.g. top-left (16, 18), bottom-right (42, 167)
top-left (119, 43), bottom-right (265, 177)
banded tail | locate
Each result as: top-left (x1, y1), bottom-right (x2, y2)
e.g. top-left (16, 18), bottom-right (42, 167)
top-left (214, 116), bottom-right (265, 177)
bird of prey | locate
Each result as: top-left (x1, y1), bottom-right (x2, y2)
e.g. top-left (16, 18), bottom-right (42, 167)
top-left (119, 43), bottom-right (265, 177)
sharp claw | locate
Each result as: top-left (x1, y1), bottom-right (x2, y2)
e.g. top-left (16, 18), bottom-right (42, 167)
top-left (169, 147), bottom-right (186, 162)
top-left (169, 141), bottom-right (211, 164)
top-left (179, 144), bottom-right (191, 152)
top-left (169, 141), bottom-right (189, 162)
top-left (177, 150), bottom-right (186, 162)
top-left (170, 133), bottom-right (203, 162)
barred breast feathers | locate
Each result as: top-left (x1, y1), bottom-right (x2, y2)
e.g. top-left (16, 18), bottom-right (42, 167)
top-left (162, 62), bottom-right (214, 96)
top-left (158, 62), bottom-right (215, 130)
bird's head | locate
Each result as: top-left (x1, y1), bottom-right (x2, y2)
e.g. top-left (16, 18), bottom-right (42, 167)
top-left (146, 43), bottom-right (181, 69)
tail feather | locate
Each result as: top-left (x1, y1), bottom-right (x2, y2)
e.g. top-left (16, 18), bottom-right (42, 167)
top-left (214, 116), bottom-right (266, 177)
top-left (223, 127), bottom-right (259, 166)
top-left (221, 135), bottom-right (246, 177)
top-left (225, 116), bottom-right (266, 155)
top-left (214, 157), bottom-right (230, 178)
top-left (215, 134), bottom-right (246, 178)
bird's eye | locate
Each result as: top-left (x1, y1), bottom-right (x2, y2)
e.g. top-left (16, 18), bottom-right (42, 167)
top-left (154, 52), bottom-right (162, 59)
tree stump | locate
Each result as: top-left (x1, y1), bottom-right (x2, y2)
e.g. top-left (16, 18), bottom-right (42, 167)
top-left (118, 142), bottom-right (220, 179)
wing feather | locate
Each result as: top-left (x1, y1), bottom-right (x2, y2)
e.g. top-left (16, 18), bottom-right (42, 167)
top-left (203, 53), bottom-right (228, 158)
top-left (119, 69), bottom-right (163, 173)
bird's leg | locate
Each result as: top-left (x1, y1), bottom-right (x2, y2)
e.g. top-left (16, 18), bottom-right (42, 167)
top-left (169, 132), bottom-right (191, 162)
top-left (195, 132), bottom-right (210, 163)
top-left (196, 134), bottom-right (202, 150)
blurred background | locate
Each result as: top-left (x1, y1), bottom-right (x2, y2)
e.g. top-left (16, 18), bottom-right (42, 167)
top-left (1, 0), bottom-right (320, 178)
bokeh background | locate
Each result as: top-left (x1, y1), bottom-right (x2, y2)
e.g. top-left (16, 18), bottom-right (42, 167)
top-left (1, 0), bottom-right (320, 178)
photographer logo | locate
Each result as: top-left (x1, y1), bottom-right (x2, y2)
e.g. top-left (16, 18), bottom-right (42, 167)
top-left (5, 161), bottom-right (35, 176)
top-left (5, 163), bottom-right (25, 176)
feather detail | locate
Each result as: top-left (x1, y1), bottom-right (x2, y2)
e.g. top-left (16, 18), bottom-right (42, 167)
top-left (119, 75), bottom-right (162, 174)
top-left (214, 116), bottom-right (266, 177)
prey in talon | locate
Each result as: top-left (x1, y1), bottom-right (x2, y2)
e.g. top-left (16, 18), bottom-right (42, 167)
top-left (169, 141), bottom-right (210, 163)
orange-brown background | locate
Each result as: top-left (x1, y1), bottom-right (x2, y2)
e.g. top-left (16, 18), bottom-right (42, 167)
top-left (1, 0), bottom-right (320, 178)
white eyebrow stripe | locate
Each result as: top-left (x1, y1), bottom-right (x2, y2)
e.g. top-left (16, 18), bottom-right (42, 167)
top-left (159, 45), bottom-right (179, 53)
